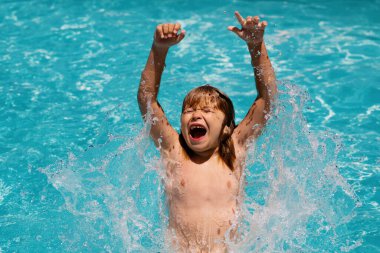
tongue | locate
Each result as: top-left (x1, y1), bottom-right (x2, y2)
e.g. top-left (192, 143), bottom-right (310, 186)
top-left (191, 128), bottom-right (206, 139)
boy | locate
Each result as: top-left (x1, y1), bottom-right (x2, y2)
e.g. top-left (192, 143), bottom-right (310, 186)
top-left (138, 11), bottom-right (276, 253)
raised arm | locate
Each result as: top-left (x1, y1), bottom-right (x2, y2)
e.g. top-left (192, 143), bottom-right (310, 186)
top-left (228, 11), bottom-right (277, 148)
top-left (137, 23), bottom-right (185, 150)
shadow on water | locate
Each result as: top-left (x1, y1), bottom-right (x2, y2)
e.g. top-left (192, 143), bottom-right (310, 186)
top-left (41, 81), bottom-right (361, 252)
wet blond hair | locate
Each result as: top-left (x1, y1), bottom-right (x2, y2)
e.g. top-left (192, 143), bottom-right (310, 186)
top-left (179, 85), bottom-right (236, 171)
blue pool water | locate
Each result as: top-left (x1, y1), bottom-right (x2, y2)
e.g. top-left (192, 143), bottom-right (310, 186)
top-left (1, 0), bottom-right (379, 252)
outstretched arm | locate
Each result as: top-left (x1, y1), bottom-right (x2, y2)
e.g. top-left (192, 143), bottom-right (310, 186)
top-left (228, 12), bottom-right (277, 148)
top-left (137, 23), bottom-right (185, 150)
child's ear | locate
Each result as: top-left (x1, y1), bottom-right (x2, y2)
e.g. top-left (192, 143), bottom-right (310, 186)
top-left (223, 125), bottom-right (232, 136)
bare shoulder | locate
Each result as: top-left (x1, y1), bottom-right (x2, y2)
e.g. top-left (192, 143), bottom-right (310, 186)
top-left (160, 138), bottom-right (190, 182)
top-left (231, 141), bottom-right (246, 180)
top-left (232, 127), bottom-right (259, 180)
top-left (160, 134), bottom-right (185, 165)
top-left (231, 98), bottom-right (266, 151)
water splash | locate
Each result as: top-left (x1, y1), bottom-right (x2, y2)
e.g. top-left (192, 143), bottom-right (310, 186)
top-left (41, 103), bottom-right (169, 252)
top-left (41, 82), bottom-right (360, 252)
top-left (227, 81), bottom-right (361, 252)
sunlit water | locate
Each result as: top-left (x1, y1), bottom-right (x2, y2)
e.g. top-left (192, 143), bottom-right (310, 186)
top-left (1, 0), bottom-right (379, 252)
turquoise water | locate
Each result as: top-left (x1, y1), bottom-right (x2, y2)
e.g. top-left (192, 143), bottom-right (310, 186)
top-left (1, 0), bottom-right (379, 252)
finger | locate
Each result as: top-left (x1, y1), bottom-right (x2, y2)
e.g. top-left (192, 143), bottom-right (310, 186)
top-left (173, 23), bottom-right (181, 34)
top-left (246, 16), bottom-right (253, 26)
top-left (253, 16), bottom-right (260, 25)
top-left (262, 21), bottom-right (268, 29)
top-left (176, 30), bottom-right (186, 43)
top-left (234, 11), bottom-right (245, 25)
top-left (168, 24), bottom-right (175, 38)
top-left (258, 21), bottom-right (267, 30)
top-left (228, 26), bottom-right (241, 36)
top-left (157, 24), bottom-right (164, 39)
top-left (163, 24), bottom-right (169, 37)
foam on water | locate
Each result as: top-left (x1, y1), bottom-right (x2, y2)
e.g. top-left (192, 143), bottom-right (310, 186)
top-left (41, 81), bottom-right (360, 252)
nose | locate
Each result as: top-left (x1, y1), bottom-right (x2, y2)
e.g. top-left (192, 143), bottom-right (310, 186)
top-left (190, 109), bottom-right (202, 121)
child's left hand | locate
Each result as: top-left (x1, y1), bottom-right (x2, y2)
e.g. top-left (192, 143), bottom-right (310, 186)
top-left (154, 23), bottom-right (186, 49)
top-left (228, 11), bottom-right (267, 46)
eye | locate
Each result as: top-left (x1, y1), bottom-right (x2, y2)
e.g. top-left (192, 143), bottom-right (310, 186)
top-left (202, 107), bottom-right (213, 113)
top-left (183, 108), bottom-right (194, 114)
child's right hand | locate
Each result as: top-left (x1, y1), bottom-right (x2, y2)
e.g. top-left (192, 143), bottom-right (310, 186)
top-left (154, 23), bottom-right (186, 48)
top-left (228, 11), bottom-right (267, 47)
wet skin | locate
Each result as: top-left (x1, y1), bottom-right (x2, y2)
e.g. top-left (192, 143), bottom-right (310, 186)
top-left (138, 11), bottom-right (277, 252)
top-left (164, 142), bottom-right (241, 252)
top-left (164, 105), bottom-right (240, 252)
top-left (181, 106), bottom-right (228, 156)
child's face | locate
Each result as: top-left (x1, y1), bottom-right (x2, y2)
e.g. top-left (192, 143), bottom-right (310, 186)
top-left (181, 103), bottom-right (226, 154)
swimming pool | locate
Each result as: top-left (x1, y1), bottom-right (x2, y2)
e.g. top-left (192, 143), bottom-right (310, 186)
top-left (1, 0), bottom-right (379, 252)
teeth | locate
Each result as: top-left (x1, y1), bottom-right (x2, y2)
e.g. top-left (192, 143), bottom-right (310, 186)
top-left (190, 125), bottom-right (204, 130)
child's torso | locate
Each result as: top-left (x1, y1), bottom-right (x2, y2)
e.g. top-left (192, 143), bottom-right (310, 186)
top-left (164, 153), bottom-right (241, 252)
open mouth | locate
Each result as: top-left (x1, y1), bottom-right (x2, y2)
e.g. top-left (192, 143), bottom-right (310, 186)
top-left (189, 125), bottom-right (207, 140)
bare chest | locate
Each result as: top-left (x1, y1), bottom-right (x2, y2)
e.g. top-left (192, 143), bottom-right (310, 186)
top-left (165, 158), bottom-right (240, 208)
